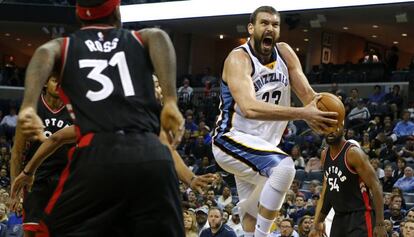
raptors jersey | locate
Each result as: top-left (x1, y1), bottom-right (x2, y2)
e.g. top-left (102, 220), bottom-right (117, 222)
top-left (60, 26), bottom-right (160, 136)
top-left (215, 42), bottom-right (290, 145)
top-left (25, 94), bottom-right (72, 180)
top-left (323, 141), bottom-right (373, 214)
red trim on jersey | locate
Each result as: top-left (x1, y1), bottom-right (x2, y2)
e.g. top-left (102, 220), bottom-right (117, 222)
top-left (361, 178), bottom-right (373, 237)
top-left (44, 146), bottom-right (76, 215)
top-left (59, 37), bottom-right (69, 83)
top-left (37, 221), bottom-right (50, 237)
top-left (344, 145), bottom-right (358, 174)
top-left (75, 125), bottom-right (82, 141)
top-left (41, 94), bottom-right (65, 114)
top-left (329, 141), bottom-right (347, 161)
top-left (76, 0), bottom-right (120, 20)
top-left (132, 31), bottom-right (144, 47)
top-left (78, 133), bottom-right (94, 148)
top-left (22, 223), bottom-right (40, 232)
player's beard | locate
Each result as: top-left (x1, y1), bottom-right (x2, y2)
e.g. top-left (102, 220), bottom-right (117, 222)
top-left (326, 132), bottom-right (342, 145)
top-left (253, 32), bottom-right (276, 57)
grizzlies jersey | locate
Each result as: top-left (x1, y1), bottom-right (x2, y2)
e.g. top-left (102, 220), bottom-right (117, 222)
top-left (214, 42), bottom-right (290, 145)
top-left (60, 26), bottom-right (160, 136)
top-left (323, 141), bottom-right (372, 214)
top-left (25, 94), bottom-right (72, 180)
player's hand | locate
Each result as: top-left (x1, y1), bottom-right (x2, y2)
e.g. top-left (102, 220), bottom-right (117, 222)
top-left (18, 107), bottom-right (45, 141)
top-left (373, 225), bottom-right (387, 237)
top-left (160, 101), bottom-right (184, 148)
top-left (308, 222), bottom-right (326, 237)
top-left (190, 173), bottom-right (218, 194)
top-left (303, 95), bottom-right (338, 134)
top-left (10, 171), bottom-right (34, 207)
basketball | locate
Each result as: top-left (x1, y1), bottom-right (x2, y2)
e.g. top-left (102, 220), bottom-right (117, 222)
top-left (316, 92), bottom-right (345, 133)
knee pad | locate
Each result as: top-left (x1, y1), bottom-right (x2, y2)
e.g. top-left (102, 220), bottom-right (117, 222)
top-left (268, 157), bottom-right (295, 192)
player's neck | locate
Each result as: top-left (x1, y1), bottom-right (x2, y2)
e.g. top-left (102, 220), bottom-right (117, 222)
top-left (44, 93), bottom-right (63, 110)
top-left (329, 138), bottom-right (347, 156)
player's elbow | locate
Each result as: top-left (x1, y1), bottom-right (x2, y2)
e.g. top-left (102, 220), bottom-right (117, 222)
top-left (239, 106), bottom-right (256, 119)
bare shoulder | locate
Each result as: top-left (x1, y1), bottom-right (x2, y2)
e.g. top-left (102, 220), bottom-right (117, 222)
top-left (346, 145), bottom-right (368, 165)
top-left (137, 28), bottom-right (168, 44)
top-left (38, 38), bottom-right (63, 52)
top-left (225, 48), bottom-right (250, 65)
top-left (276, 42), bottom-right (296, 63)
top-left (222, 48), bottom-right (252, 82)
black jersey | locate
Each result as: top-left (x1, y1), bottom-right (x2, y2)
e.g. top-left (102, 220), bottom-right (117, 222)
top-left (323, 141), bottom-right (373, 214)
top-left (60, 26), bottom-right (160, 136)
top-left (25, 94), bottom-right (72, 180)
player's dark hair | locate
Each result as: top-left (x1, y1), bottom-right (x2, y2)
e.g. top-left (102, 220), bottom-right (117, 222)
top-left (250, 6), bottom-right (279, 24)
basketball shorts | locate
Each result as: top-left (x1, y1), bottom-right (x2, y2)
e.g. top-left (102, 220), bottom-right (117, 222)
top-left (23, 176), bottom-right (59, 232)
top-left (212, 130), bottom-right (289, 217)
top-left (330, 210), bottom-right (374, 237)
top-left (40, 132), bottom-right (184, 237)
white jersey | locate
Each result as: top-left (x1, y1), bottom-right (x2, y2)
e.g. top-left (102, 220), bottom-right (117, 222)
top-left (214, 42), bottom-right (290, 145)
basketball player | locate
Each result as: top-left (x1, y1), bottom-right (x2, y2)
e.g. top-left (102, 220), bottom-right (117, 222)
top-left (212, 6), bottom-right (337, 237)
top-left (11, 76), bottom-right (215, 197)
top-left (10, 73), bottom-right (72, 237)
top-left (310, 103), bottom-right (386, 237)
top-left (15, 0), bottom-right (185, 236)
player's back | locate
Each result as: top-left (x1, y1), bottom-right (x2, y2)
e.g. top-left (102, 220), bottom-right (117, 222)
top-left (61, 26), bottom-right (160, 136)
top-left (323, 141), bottom-right (372, 213)
top-left (215, 42), bottom-right (290, 145)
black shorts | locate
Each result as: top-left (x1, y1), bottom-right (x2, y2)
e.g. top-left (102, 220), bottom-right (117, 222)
top-left (23, 176), bottom-right (59, 232)
top-left (40, 132), bottom-right (184, 237)
top-left (330, 210), bottom-right (374, 237)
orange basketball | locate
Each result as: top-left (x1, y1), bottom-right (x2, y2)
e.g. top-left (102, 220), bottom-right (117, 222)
top-left (316, 92), bottom-right (345, 133)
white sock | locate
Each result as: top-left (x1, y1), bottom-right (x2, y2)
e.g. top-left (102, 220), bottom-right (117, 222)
top-left (244, 232), bottom-right (254, 237)
top-left (255, 214), bottom-right (274, 237)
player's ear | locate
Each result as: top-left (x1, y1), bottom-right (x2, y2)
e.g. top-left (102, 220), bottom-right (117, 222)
top-left (247, 23), bottom-right (254, 35)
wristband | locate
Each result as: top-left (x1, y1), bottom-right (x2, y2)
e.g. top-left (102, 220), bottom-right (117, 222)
top-left (23, 170), bottom-right (33, 176)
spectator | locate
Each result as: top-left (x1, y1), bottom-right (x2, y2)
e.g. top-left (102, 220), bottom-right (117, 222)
top-left (178, 78), bottom-right (194, 105)
top-left (398, 136), bottom-right (414, 162)
top-left (407, 209), bottom-right (414, 222)
top-left (0, 203), bottom-right (7, 225)
top-left (196, 206), bottom-right (210, 233)
top-left (360, 132), bottom-right (371, 153)
top-left (368, 85), bottom-right (385, 105)
top-left (269, 218), bottom-right (299, 237)
top-left (344, 88), bottom-right (360, 110)
top-left (291, 145), bottom-right (305, 170)
top-left (370, 157), bottom-right (384, 179)
top-left (192, 136), bottom-right (213, 160)
top-left (392, 187), bottom-right (407, 210)
top-left (201, 67), bottom-right (218, 86)
top-left (0, 107), bottom-right (17, 140)
top-left (227, 207), bottom-right (243, 237)
top-left (0, 169), bottom-right (9, 189)
top-left (217, 186), bottom-right (232, 209)
top-left (394, 167), bottom-right (414, 192)
top-left (211, 173), bottom-right (228, 196)
top-left (304, 157), bottom-right (322, 173)
top-left (391, 110), bottom-right (414, 143)
top-left (200, 207), bottom-right (236, 237)
top-left (297, 215), bottom-right (312, 237)
top-left (386, 46), bottom-right (399, 72)
top-left (288, 195), bottom-right (307, 224)
top-left (387, 203), bottom-right (405, 231)
top-left (381, 165), bottom-right (396, 192)
top-left (403, 220), bottom-right (414, 237)
top-left (205, 189), bottom-right (218, 207)
top-left (290, 180), bottom-right (305, 198)
top-left (347, 99), bottom-right (371, 134)
top-left (183, 210), bottom-right (198, 237)
top-left (384, 85), bottom-right (404, 120)
top-left (394, 158), bottom-right (407, 181)
top-left (185, 114), bottom-right (199, 133)
top-left (384, 219), bottom-right (394, 237)
top-left (186, 191), bottom-right (200, 209)
top-left (379, 138), bottom-right (398, 164)
top-left (384, 193), bottom-right (392, 210)
top-left (363, 48), bottom-right (380, 63)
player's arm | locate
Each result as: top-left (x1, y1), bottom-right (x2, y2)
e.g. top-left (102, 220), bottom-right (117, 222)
top-left (10, 127), bottom-right (27, 183)
top-left (347, 147), bottom-right (387, 235)
top-left (159, 130), bottom-right (215, 194)
top-left (277, 42), bottom-right (316, 105)
top-left (312, 149), bottom-right (330, 236)
top-left (18, 38), bottom-right (63, 142)
top-left (11, 125), bottom-right (76, 200)
top-left (24, 125), bottom-right (76, 176)
top-left (223, 50), bottom-right (336, 125)
top-left (138, 28), bottom-right (184, 146)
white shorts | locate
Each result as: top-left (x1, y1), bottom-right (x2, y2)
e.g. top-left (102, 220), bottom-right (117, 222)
top-left (212, 130), bottom-right (289, 217)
